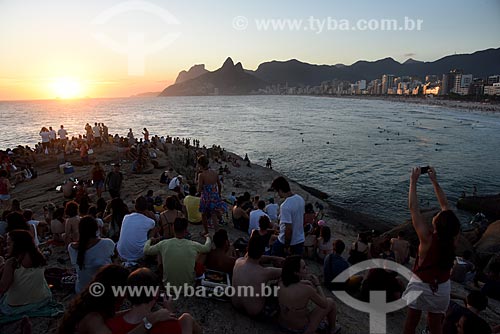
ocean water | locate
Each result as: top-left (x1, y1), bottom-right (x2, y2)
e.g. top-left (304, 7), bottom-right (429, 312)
top-left (1, 95), bottom-right (500, 225)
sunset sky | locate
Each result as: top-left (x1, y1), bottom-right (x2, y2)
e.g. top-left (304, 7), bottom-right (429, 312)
top-left (1, 0), bottom-right (499, 101)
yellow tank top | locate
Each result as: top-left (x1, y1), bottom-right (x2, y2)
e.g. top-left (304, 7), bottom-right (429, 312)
top-left (5, 265), bottom-right (51, 306)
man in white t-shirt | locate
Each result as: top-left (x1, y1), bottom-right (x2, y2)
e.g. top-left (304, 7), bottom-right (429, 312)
top-left (117, 196), bottom-right (156, 266)
top-left (270, 176), bottom-right (305, 257)
top-left (265, 198), bottom-right (279, 223)
top-left (58, 125), bottom-right (67, 140)
top-left (168, 175), bottom-right (184, 196)
top-left (248, 200), bottom-right (269, 235)
top-left (48, 127), bottom-right (56, 141)
top-left (93, 122), bottom-right (101, 147)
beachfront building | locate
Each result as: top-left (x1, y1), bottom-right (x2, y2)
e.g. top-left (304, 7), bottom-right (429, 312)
top-left (452, 73), bottom-right (473, 95)
top-left (484, 83), bottom-right (500, 96)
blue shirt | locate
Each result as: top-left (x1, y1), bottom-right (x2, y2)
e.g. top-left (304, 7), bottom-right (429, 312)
top-left (323, 253), bottom-right (350, 288)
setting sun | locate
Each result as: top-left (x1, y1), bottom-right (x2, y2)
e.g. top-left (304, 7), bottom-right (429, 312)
top-left (51, 77), bottom-right (82, 99)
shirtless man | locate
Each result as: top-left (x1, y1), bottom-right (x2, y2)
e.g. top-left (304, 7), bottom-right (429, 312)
top-left (390, 231), bottom-right (410, 264)
top-left (203, 229), bottom-right (237, 274)
top-left (232, 233), bottom-right (283, 317)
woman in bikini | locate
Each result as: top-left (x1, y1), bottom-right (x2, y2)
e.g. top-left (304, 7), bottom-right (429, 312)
top-left (159, 196), bottom-right (184, 239)
top-left (278, 255), bottom-right (340, 334)
top-left (197, 155), bottom-right (226, 235)
top-left (403, 167), bottom-right (460, 334)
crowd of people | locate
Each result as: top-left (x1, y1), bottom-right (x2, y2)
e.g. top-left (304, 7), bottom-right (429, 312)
top-left (0, 125), bottom-right (499, 334)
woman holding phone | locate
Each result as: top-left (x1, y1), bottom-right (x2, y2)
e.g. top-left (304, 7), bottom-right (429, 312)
top-left (403, 167), bottom-right (461, 334)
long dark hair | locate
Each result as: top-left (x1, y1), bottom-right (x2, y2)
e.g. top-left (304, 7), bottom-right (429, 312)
top-left (111, 198), bottom-right (128, 229)
top-left (434, 210), bottom-right (460, 270)
top-left (320, 226), bottom-right (331, 243)
top-left (77, 216), bottom-right (98, 270)
top-left (8, 229), bottom-right (46, 267)
top-left (281, 255), bottom-right (303, 287)
top-left (58, 265), bottom-right (129, 334)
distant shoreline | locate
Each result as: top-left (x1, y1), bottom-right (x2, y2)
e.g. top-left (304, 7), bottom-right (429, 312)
top-left (325, 94), bottom-right (500, 113)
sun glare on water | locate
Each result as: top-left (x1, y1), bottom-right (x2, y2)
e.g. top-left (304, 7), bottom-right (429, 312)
top-left (51, 77), bottom-right (82, 99)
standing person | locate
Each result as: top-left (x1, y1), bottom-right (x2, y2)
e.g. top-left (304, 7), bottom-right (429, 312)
top-left (85, 123), bottom-right (93, 144)
top-left (90, 162), bottom-right (106, 198)
top-left (270, 176), bottom-right (305, 257)
top-left (48, 126), bottom-right (57, 151)
top-left (58, 125), bottom-right (68, 148)
top-left (101, 123), bottom-right (109, 143)
top-left (142, 128), bottom-right (149, 142)
top-left (197, 155), bottom-right (227, 235)
top-left (116, 196), bottom-right (156, 267)
top-left (39, 127), bottom-right (50, 154)
top-left (127, 128), bottom-right (134, 145)
top-left (68, 216), bottom-right (115, 293)
top-left (93, 123), bottom-right (101, 148)
top-left (403, 167), bottom-right (461, 334)
top-left (105, 163), bottom-right (123, 199)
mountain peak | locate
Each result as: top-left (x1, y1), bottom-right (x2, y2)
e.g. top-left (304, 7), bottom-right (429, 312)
top-left (234, 62), bottom-right (244, 72)
top-left (403, 58), bottom-right (422, 65)
top-left (222, 57), bottom-right (234, 68)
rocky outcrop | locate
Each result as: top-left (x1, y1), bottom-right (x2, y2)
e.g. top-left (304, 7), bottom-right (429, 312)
top-left (456, 194), bottom-right (500, 220)
top-left (159, 57), bottom-right (267, 96)
top-left (175, 64), bottom-right (208, 84)
top-left (474, 220), bottom-right (500, 262)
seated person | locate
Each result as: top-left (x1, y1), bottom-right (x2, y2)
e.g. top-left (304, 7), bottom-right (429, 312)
top-left (442, 291), bottom-right (491, 334)
top-left (23, 209), bottom-right (48, 247)
top-left (116, 196), bottom-right (156, 267)
top-left (68, 216), bottom-right (115, 293)
top-left (278, 255), bottom-right (340, 334)
top-left (256, 215), bottom-right (277, 255)
top-left (232, 197), bottom-right (249, 232)
top-left (378, 238), bottom-right (396, 262)
top-left (451, 250), bottom-right (476, 284)
top-left (478, 262), bottom-right (500, 301)
top-left (324, 240), bottom-right (350, 290)
top-left (456, 312), bottom-right (492, 334)
top-left (203, 229), bottom-right (236, 274)
top-left (232, 233), bottom-right (282, 318)
top-left (248, 200), bottom-right (269, 235)
top-left (105, 268), bottom-right (201, 334)
top-left (0, 230), bottom-right (63, 320)
top-left (348, 232), bottom-right (370, 265)
top-left (390, 231), bottom-right (410, 265)
top-left (59, 265), bottom-right (174, 333)
top-left (159, 196), bottom-right (185, 239)
top-left (316, 225), bottom-right (333, 261)
top-left (144, 218), bottom-right (211, 287)
top-left (360, 267), bottom-right (404, 303)
top-left (182, 185), bottom-right (202, 225)
top-left (50, 207), bottom-right (65, 243)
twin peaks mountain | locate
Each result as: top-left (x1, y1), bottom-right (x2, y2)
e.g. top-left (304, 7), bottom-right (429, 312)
top-left (159, 58), bottom-right (266, 96)
top-left (158, 47), bottom-right (500, 96)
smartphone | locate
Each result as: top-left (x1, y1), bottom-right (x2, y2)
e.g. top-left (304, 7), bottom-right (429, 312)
top-left (420, 166), bottom-right (430, 174)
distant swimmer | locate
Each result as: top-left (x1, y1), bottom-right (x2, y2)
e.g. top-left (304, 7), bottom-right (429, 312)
top-left (302, 138), bottom-right (304, 142)
top-left (300, 132), bottom-right (303, 135)
top-left (326, 141), bottom-right (329, 144)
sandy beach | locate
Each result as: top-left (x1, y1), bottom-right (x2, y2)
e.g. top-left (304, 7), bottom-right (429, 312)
top-left (1, 139), bottom-right (499, 334)
top-left (333, 95), bottom-right (500, 113)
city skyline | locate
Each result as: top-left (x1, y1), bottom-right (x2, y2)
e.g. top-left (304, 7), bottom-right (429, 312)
top-left (1, 0), bottom-right (499, 100)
